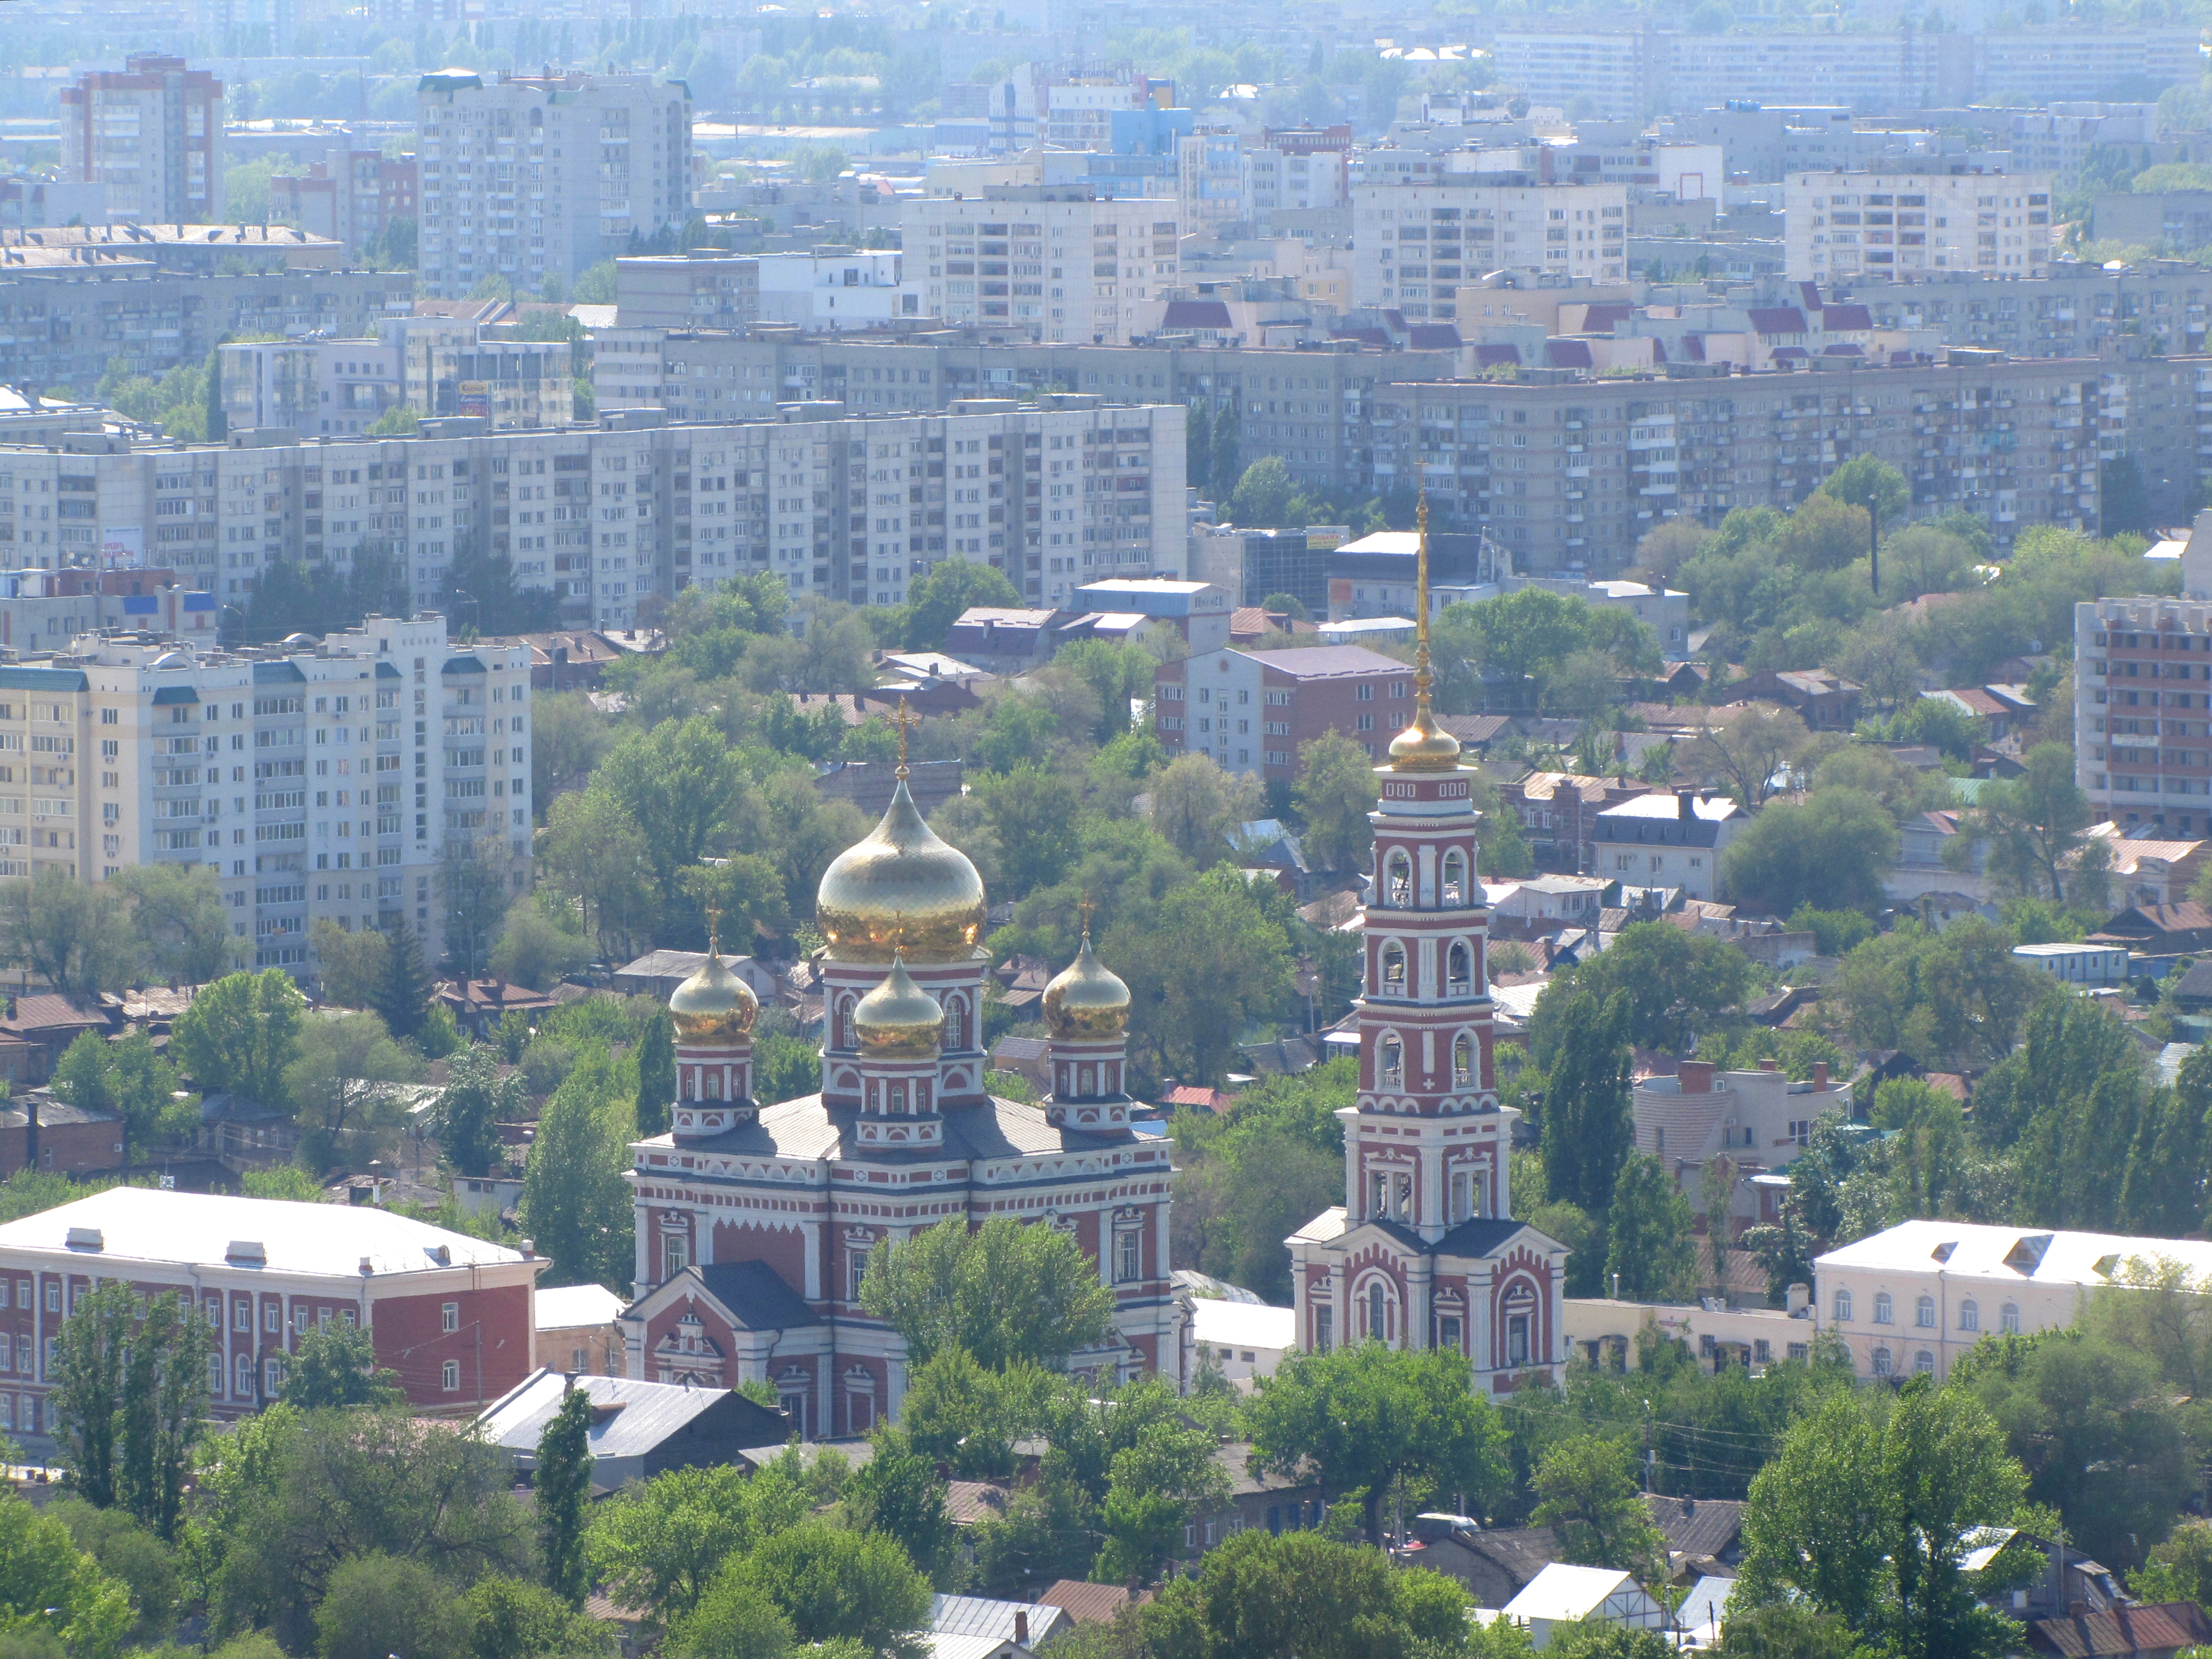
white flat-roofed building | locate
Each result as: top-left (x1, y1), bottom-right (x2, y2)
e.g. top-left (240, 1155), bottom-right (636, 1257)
top-left (0, 1186), bottom-right (544, 1433)
top-left (1186, 1298), bottom-right (1296, 1388)
top-left (899, 188), bottom-right (1180, 344)
top-left (1784, 169), bottom-right (2053, 283)
top-left (2012, 940), bottom-right (2132, 985)
top-left (1815, 1218), bottom-right (2212, 1383)
top-left (1590, 792), bottom-right (1743, 902)
top-left (1502, 1564), bottom-right (1670, 1648)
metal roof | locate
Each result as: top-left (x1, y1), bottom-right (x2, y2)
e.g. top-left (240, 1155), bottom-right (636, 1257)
top-left (477, 1367), bottom-right (757, 1462)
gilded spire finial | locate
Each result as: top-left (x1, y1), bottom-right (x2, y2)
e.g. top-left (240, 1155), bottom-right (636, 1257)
top-left (706, 905), bottom-right (722, 957)
top-left (1078, 895), bottom-right (1094, 943)
top-left (890, 701), bottom-right (919, 780)
top-left (1385, 485), bottom-right (1462, 773)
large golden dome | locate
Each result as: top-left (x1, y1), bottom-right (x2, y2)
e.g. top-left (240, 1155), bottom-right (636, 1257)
top-left (1043, 932), bottom-right (1130, 1040)
top-left (669, 941), bottom-right (758, 1045)
top-left (815, 777), bottom-right (987, 963)
top-left (1388, 708), bottom-right (1462, 773)
top-left (853, 952), bottom-right (945, 1061)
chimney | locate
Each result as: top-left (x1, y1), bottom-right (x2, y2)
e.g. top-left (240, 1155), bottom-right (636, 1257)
top-left (1679, 1059), bottom-right (1715, 1093)
top-left (1813, 1062), bottom-right (1829, 1088)
top-left (1758, 1058), bottom-right (1780, 1072)
top-left (1676, 787), bottom-right (1696, 820)
top-left (1015, 1611), bottom-right (1030, 1647)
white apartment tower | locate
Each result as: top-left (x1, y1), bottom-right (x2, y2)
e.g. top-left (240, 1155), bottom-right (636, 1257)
top-left (416, 70), bottom-right (693, 300)
top-left (59, 55), bottom-right (224, 225)
top-left (0, 615), bottom-right (528, 981)
top-left (1352, 177), bottom-right (1630, 319)
top-left (900, 189), bottom-right (1179, 344)
top-left (1785, 170), bottom-right (2054, 282)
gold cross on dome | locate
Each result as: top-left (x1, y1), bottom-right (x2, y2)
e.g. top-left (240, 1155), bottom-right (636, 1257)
top-left (889, 700), bottom-right (920, 776)
top-left (706, 905), bottom-right (723, 956)
top-left (1078, 896), bottom-right (1095, 942)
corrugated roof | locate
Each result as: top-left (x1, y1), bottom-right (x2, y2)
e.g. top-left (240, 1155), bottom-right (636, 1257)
top-left (930, 1595), bottom-right (1066, 1645)
top-left (2028, 1602), bottom-right (2212, 1658)
top-left (1816, 1218), bottom-right (2212, 1286)
top-left (477, 1367), bottom-right (763, 1461)
top-left (1501, 1564), bottom-right (1639, 1622)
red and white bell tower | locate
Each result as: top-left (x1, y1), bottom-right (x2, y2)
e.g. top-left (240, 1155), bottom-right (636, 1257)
top-left (1288, 497), bottom-right (1566, 1393)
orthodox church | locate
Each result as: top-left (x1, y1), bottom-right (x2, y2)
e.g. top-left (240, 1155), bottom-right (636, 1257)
top-left (1287, 503), bottom-right (1568, 1392)
top-left (617, 754), bottom-right (1177, 1436)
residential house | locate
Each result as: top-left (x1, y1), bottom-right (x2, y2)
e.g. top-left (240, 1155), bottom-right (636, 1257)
top-left (1502, 1564), bottom-right (1671, 1647)
top-left (1156, 645), bottom-right (1416, 781)
top-left (1632, 1059), bottom-right (1854, 1229)
top-left (1926, 685), bottom-right (2039, 741)
top-left (1406, 1499), bottom-right (1744, 1609)
top-left (1591, 792), bottom-right (1744, 903)
top-left (1731, 669), bottom-right (1862, 730)
top-left (988, 1037), bottom-right (1052, 1091)
top-left (1188, 1440), bottom-right (1325, 1554)
top-left (1185, 1299), bottom-right (1296, 1390)
top-left (2012, 942), bottom-right (2132, 987)
top-left (0, 997), bottom-right (115, 1085)
top-left (814, 758), bottom-right (966, 818)
top-left (2083, 830), bottom-right (2211, 909)
top-left (0, 1095), bottom-right (122, 1179)
top-left (613, 951), bottom-right (782, 1006)
top-left (2087, 902), bottom-right (2212, 956)
top-left (476, 1369), bottom-right (792, 1490)
top-left (1491, 875), bottom-right (1611, 931)
top-left (1686, 914), bottom-right (1818, 970)
top-left (926, 1594), bottom-right (1066, 1659)
top-left (1036, 1583), bottom-right (1138, 1626)
top-left (1565, 1293), bottom-right (1816, 1376)
top-left (1501, 773), bottom-right (1651, 874)
top-left (1229, 819), bottom-right (1331, 898)
top-left (536, 1282), bottom-right (626, 1375)
top-left (1890, 809), bottom-right (1992, 906)
top-left (435, 980), bottom-right (559, 1040)
top-left (2022, 1602), bottom-right (2211, 1659)
top-left (1814, 1219), bottom-right (2212, 1383)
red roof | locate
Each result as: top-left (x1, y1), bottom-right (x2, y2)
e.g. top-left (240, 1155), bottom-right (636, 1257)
top-left (2028, 1602), bottom-right (2212, 1658)
top-left (1164, 1085), bottom-right (1229, 1111)
top-left (1039, 1582), bottom-right (1137, 1624)
top-left (1749, 307), bottom-right (1809, 335)
top-left (1822, 303), bottom-right (1874, 330)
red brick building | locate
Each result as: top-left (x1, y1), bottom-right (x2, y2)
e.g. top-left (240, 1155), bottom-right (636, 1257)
top-left (0, 1188), bottom-right (543, 1438)
top-left (1499, 772), bottom-right (1650, 874)
top-left (1155, 645), bottom-right (1413, 783)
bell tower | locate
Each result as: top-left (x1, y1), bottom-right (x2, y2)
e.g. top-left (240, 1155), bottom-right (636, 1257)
top-left (668, 912), bottom-right (760, 1143)
top-left (851, 947), bottom-right (947, 1151)
top-left (1040, 909), bottom-right (1134, 1132)
top-left (1346, 493), bottom-right (1513, 1245)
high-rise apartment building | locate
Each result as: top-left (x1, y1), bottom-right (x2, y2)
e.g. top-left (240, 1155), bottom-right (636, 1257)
top-left (1786, 170), bottom-right (2053, 281)
top-left (59, 55), bottom-right (224, 225)
top-left (415, 70), bottom-right (693, 300)
top-left (220, 319), bottom-right (575, 436)
top-left (2076, 583), bottom-right (2212, 840)
top-left (0, 615), bottom-right (528, 981)
top-left (1352, 176), bottom-right (1631, 317)
top-left (899, 188), bottom-right (1179, 344)
top-left (0, 400), bottom-right (1186, 626)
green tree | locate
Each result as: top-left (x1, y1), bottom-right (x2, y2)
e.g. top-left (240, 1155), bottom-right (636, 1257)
top-left (1720, 786), bottom-right (1898, 916)
top-left (634, 1008), bottom-right (677, 1140)
top-left (277, 1319), bottom-right (402, 1410)
top-left (2130, 1517), bottom-right (2212, 1610)
top-left (595, 719), bottom-right (749, 909)
top-left (313, 920), bottom-right (391, 1010)
top-left (117, 863), bottom-right (241, 985)
top-left (1210, 402), bottom-right (1241, 498)
top-left (1185, 401), bottom-right (1214, 494)
top-left (1683, 705), bottom-right (1813, 810)
top-left (1968, 989), bottom-right (2145, 1226)
top-left (1227, 457), bottom-right (1296, 526)
top-left (902, 558), bottom-right (1020, 652)
top-left (1532, 924), bottom-right (1757, 1061)
top-left (1246, 1344), bottom-right (1511, 1545)
top-left (49, 1500), bottom-right (180, 1646)
top-left (1542, 993), bottom-right (1636, 1219)
top-left (1829, 918), bottom-right (2046, 1067)
top-left (457, 1575), bottom-right (610, 1659)
top-left (664, 1577), bottom-right (792, 1659)
top-left (0, 1493), bottom-right (132, 1659)
top-left (542, 789), bottom-right (655, 959)
top-left (1951, 743), bottom-right (2103, 905)
top-left (1143, 1529), bottom-right (1472, 1659)
top-left (726, 1523), bottom-right (932, 1655)
top-left (52, 1283), bottom-right (133, 1510)
top-left (1105, 865), bottom-right (1293, 1087)
top-left (519, 1045), bottom-right (638, 1290)
top-left (1736, 1382), bottom-right (2027, 1659)
top-left (980, 767), bottom-right (1080, 895)
top-left (861, 1215), bottom-right (1116, 1370)
top-left (1530, 1435), bottom-right (1671, 1585)
top-left (843, 1427), bottom-right (956, 1584)
top-left (587, 1461), bottom-right (812, 1626)
top-left (1295, 732), bottom-right (1380, 873)
top-left (437, 1044), bottom-right (516, 1180)
top-left (2123, 1042), bottom-right (2212, 1235)
top-left (1095, 1413), bottom-right (1234, 1585)
top-left (0, 872), bottom-right (135, 1001)
top-left (1603, 1156), bottom-right (1697, 1303)
top-left (371, 918), bottom-right (436, 1041)
top-left (54, 1285), bottom-right (211, 1541)
top-left (536, 1385), bottom-right (595, 1607)
top-left (1147, 753), bottom-right (1261, 866)
top-left (1713, 1604), bottom-right (1871, 1659)
top-left (314, 1553), bottom-right (461, 1659)
top-left (49, 1029), bottom-right (193, 1169)
top-left (284, 1010), bottom-right (427, 1173)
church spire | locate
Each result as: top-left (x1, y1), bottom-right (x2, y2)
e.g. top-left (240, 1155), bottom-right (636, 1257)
top-left (1386, 486), bottom-right (1462, 773)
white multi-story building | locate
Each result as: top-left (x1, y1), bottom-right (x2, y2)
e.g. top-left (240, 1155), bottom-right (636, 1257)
top-left (0, 400), bottom-right (1187, 628)
top-left (416, 70), bottom-right (693, 300)
top-left (1784, 169), bottom-right (2053, 282)
top-left (59, 55), bottom-right (224, 224)
top-left (899, 188), bottom-right (1179, 344)
top-left (0, 613), bottom-right (527, 980)
top-left (1352, 177), bottom-right (1630, 318)
top-left (220, 319), bottom-right (573, 437)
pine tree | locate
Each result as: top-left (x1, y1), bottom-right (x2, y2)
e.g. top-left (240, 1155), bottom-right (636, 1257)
top-left (537, 1383), bottom-right (595, 1607)
top-left (635, 1007), bottom-right (676, 1139)
top-left (1185, 400), bottom-right (1213, 495)
top-left (372, 917), bottom-right (435, 1041)
top-left (1210, 400), bottom-right (1241, 497)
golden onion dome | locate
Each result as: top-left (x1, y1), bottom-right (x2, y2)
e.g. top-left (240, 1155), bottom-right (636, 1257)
top-left (852, 952), bottom-right (946, 1061)
top-left (1043, 931), bottom-right (1130, 1040)
top-left (668, 938), bottom-right (758, 1045)
top-left (1387, 708), bottom-right (1463, 773)
top-left (815, 777), bottom-right (987, 963)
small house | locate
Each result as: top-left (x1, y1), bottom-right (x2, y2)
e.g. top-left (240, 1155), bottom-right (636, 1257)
top-left (1501, 1564), bottom-right (1670, 1649)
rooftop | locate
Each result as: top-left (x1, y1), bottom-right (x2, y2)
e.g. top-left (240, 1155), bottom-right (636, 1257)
top-left (1815, 1218), bottom-right (2212, 1286)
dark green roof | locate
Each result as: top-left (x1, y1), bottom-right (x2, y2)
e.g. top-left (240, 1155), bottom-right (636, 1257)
top-left (442, 656), bottom-right (486, 675)
top-left (418, 70), bottom-right (484, 93)
top-left (151, 686), bottom-right (198, 705)
top-left (252, 661), bottom-right (306, 685)
top-left (0, 667), bottom-right (87, 692)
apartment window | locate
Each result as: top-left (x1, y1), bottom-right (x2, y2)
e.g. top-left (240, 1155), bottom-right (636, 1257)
top-left (2001, 1302), bottom-right (2020, 1333)
top-left (1872, 1348), bottom-right (1893, 1378)
top-left (442, 1359), bottom-right (460, 1391)
top-left (1914, 1350), bottom-right (1936, 1375)
top-left (441, 1302), bottom-right (460, 1333)
top-left (234, 1353), bottom-right (252, 1397)
top-left (264, 1302), bottom-right (280, 1333)
top-left (848, 1247), bottom-right (869, 1302)
top-left (42, 1284), bottom-right (57, 1314)
top-left (664, 1233), bottom-right (688, 1281)
top-left (265, 1358), bottom-right (286, 1395)
top-left (1873, 1292), bottom-right (1894, 1324)
top-left (1833, 1288), bottom-right (1853, 1322)
top-left (1315, 1306), bottom-right (1333, 1353)
top-left (1915, 1294), bottom-right (1936, 1329)
top-left (1115, 1226), bottom-right (1142, 1284)
top-left (1959, 1299), bottom-right (1979, 1332)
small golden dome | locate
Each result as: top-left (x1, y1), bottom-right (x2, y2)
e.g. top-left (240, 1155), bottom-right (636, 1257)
top-left (1387, 709), bottom-right (1463, 773)
top-left (815, 778), bottom-right (987, 964)
top-left (853, 952), bottom-right (946, 1061)
top-left (1044, 932), bottom-right (1130, 1040)
top-left (669, 943), bottom-right (759, 1045)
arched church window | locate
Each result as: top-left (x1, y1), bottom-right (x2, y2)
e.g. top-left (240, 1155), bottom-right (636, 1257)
top-left (1367, 1282), bottom-right (1387, 1344)
top-left (838, 996), bottom-right (857, 1050)
top-left (944, 994), bottom-right (966, 1050)
top-left (1380, 942), bottom-right (1407, 997)
top-left (1453, 1033), bottom-right (1474, 1086)
top-left (1442, 849), bottom-right (1467, 905)
top-left (1447, 942), bottom-right (1472, 996)
top-left (704, 1069), bottom-right (722, 1099)
top-left (1380, 1033), bottom-right (1403, 1087)
top-left (1385, 849), bottom-right (1412, 908)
